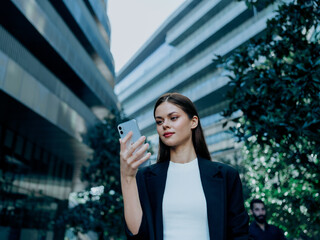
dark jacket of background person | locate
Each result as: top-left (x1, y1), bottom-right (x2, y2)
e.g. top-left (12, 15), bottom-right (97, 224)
top-left (125, 157), bottom-right (250, 240)
top-left (249, 221), bottom-right (286, 240)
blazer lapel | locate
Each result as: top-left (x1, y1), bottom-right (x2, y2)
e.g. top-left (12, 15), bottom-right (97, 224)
top-left (144, 158), bottom-right (224, 240)
top-left (198, 157), bottom-right (224, 240)
top-left (145, 161), bottom-right (169, 240)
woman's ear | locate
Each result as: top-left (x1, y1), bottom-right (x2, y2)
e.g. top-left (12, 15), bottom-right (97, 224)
top-left (191, 116), bottom-right (198, 129)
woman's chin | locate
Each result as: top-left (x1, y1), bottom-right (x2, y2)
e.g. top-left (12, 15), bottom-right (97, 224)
top-left (161, 138), bottom-right (176, 147)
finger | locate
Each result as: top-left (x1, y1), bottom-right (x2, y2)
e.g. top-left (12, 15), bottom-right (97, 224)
top-left (132, 152), bottom-right (151, 169)
top-left (134, 143), bottom-right (149, 160)
top-left (126, 135), bottom-right (146, 156)
top-left (120, 131), bottom-right (133, 152)
top-left (127, 143), bottom-right (149, 165)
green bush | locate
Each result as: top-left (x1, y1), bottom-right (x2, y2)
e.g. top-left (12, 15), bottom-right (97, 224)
top-left (217, 0), bottom-right (320, 238)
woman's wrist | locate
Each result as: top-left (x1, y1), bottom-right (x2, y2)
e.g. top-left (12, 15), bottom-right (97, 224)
top-left (121, 174), bottom-right (136, 185)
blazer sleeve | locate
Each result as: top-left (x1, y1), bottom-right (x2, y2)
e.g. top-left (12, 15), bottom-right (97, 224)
top-left (124, 168), bottom-right (151, 240)
top-left (226, 168), bottom-right (250, 240)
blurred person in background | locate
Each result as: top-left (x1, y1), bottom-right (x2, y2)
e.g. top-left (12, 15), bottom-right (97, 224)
top-left (249, 199), bottom-right (286, 240)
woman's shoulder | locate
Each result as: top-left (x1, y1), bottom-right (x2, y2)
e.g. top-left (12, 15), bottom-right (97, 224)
top-left (213, 160), bottom-right (238, 172)
top-left (137, 158), bottom-right (240, 177)
top-left (201, 159), bottom-right (242, 188)
top-left (137, 161), bottom-right (169, 176)
top-left (199, 157), bottom-right (239, 176)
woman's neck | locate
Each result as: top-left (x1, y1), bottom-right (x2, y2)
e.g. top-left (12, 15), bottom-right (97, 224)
top-left (170, 143), bottom-right (197, 164)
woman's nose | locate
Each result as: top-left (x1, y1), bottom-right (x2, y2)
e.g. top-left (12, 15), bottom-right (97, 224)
top-left (162, 120), bottom-right (169, 129)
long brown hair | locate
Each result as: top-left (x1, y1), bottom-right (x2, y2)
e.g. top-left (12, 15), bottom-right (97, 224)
top-left (153, 93), bottom-right (211, 163)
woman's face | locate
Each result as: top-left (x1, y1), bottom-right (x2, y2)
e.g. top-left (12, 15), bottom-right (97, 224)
top-left (154, 102), bottom-right (198, 148)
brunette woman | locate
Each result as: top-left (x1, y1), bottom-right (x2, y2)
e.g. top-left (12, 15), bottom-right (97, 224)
top-left (120, 93), bottom-right (249, 240)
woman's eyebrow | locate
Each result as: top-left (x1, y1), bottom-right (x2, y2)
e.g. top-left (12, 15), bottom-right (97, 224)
top-left (167, 111), bottom-right (178, 116)
top-left (155, 111), bottom-right (178, 119)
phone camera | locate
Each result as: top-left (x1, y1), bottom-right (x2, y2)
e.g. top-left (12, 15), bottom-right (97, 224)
top-left (118, 126), bottom-right (122, 130)
top-left (120, 131), bottom-right (123, 135)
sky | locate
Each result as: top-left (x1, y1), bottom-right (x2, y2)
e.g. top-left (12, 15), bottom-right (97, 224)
top-left (107, 0), bottom-right (186, 73)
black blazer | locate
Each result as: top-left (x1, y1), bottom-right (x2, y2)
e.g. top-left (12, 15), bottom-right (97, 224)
top-left (125, 157), bottom-right (249, 240)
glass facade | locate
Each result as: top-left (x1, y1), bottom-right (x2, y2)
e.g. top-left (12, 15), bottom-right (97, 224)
top-left (0, 0), bottom-right (117, 239)
top-left (0, 124), bottom-right (72, 239)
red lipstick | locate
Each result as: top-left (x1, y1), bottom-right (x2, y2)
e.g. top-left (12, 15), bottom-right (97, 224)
top-left (164, 132), bottom-right (174, 138)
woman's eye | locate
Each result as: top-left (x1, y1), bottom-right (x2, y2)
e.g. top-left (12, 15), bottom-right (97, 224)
top-left (171, 116), bottom-right (178, 121)
top-left (156, 120), bottom-right (163, 125)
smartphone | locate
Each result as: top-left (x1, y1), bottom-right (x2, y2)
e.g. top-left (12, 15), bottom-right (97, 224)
top-left (118, 119), bottom-right (150, 168)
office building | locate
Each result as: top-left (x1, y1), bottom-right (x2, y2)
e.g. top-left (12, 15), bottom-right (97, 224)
top-left (115, 0), bottom-right (277, 163)
top-left (0, 0), bottom-right (118, 239)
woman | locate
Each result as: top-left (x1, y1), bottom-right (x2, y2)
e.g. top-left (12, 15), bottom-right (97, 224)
top-left (120, 93), bottom-right (249, 240)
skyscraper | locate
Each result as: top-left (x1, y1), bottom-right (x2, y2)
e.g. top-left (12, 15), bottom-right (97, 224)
top-left (0, 0), bottom-right (118, 239)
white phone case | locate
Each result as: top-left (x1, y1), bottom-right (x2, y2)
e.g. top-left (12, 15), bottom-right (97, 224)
top-left (118, 119), bottom-right (150, 168)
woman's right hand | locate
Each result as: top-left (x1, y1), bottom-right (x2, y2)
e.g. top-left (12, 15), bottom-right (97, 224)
top-left (120, 131), bottom-right (151, 179)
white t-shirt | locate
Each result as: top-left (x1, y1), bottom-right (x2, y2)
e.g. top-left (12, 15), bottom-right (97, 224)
top-left (162, 158), bottom-right (210, 240)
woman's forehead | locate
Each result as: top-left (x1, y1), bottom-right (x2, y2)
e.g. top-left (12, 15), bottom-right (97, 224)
top-left (155, 102), bottom-right (183, 114)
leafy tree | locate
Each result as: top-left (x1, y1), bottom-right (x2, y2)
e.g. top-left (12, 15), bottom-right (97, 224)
top-left (58, 111), bottom-right (128, 240)
top-left (217, 0), bottom-right (320, 239)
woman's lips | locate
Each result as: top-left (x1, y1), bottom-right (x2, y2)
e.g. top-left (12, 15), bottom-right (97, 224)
top-left (163, 132), bottom-right (174, 138)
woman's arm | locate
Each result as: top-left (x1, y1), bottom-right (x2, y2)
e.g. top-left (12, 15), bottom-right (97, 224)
top-left (120, 132), bottom-right (151, 235)
top-left (121, 174), bottom-right (143, 234)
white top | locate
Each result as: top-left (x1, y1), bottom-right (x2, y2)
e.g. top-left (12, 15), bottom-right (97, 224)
top-left (162, 158), bottom-right (210, 240)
